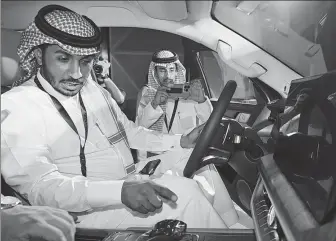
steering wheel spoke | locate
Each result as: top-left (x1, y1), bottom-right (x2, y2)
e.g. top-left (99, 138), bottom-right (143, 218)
top-left (199, 147), bottom-right (231, 168)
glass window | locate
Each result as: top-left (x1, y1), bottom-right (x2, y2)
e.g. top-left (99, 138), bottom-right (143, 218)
top-left (107, 27), bottom-right (184, 100)
top-left (197, 51), bottom-right (256, 103)
top-left (213, 1), bottom-right (336, 76)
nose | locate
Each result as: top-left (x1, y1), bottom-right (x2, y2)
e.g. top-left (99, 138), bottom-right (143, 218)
top-left (69, 60), bottom-right (83, 79)
top-left (167, 71), bottom-right (175, 80)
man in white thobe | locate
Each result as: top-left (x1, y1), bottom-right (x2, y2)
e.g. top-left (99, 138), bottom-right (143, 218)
top-left (135, 50), bottom-right (239, 223)
top-left (1, 4), bottom-right (228, 230)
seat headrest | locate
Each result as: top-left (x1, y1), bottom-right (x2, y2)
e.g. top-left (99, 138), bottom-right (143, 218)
top-left (1, 29), bottom-right (21, 87)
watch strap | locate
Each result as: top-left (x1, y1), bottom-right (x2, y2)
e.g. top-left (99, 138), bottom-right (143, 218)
top-left (1, 196), bottom-right (22, 210)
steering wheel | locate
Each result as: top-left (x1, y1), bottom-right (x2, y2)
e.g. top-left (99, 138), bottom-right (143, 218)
top-left (183, 80), bottom-right (237, 178)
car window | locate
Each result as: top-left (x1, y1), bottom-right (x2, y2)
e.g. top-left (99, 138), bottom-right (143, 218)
top-left (197, 50), bottom-right (256, 103)
top-left (106, 27), bottom-right (184, 100)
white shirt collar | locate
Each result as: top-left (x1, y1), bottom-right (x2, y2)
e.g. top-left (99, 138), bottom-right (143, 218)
top-left (37, 69), bottom-right (79, 103)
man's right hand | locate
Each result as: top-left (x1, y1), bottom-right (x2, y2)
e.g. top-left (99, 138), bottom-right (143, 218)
top-left (1, 205), bottom-right (76, 241)
top-left (121, 180), bottom-right (178, 214)
top-left (152, 86), bottom-right (170, 109)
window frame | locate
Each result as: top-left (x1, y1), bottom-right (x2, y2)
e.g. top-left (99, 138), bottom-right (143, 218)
top-left (195, 50), bottom-right (258, 105)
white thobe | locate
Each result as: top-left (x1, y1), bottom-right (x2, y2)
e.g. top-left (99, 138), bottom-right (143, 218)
top-left (136, 86), bottom-right (213, 161)
top-left (135, 87), bottom-right (241, 227)
top-left (1, 72), bottom-right (228, 229)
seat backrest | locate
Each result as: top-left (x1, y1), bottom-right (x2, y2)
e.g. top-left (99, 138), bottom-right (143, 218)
top-left (1, 29), bottom-right (21, 88)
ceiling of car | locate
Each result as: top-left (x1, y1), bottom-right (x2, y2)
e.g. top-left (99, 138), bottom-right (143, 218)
top-left (1, 1), bottom-right (213, 29)
top-left (1, 1), bottom-right (302, 97)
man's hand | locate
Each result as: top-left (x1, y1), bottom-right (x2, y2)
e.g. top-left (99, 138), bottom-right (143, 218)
top-left (188, 79), bottom-right (206, 103)
top-left (1, 205), bottom-right (76, 241)
top-left (180, 123), bottom-right (206, 148)
top-left (103, 77), bottom-right (126, 104)
top-left (152, 86), bottom-right (170, 109)
top-left (121, 180), bottom-right (178, 214)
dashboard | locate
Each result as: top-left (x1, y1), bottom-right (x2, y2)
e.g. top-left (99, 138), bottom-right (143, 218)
top-left (253, 155), bottom-right (317, 241)
top-left (76, 228), bottom-right (256, 241)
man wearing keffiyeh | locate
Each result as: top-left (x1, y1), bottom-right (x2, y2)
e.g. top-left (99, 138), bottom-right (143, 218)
top-left (1, 5), bottom-right (230, 230)
top-left (136, 50), bottom-right (213, 157)
top-left (136, 50), bottom-right (237, 224)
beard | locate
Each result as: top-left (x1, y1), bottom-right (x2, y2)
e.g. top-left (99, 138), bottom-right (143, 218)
top-left (40, 67), bottom-right (86, 97)
top-left (159, 78), bottom-right (175, 87)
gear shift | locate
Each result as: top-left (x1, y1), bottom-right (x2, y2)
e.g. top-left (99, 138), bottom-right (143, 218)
top-left (136, 220), bottom-right (188, 241)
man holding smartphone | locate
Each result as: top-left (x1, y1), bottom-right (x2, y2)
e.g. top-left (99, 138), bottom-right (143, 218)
top-left (136, 50), bottom-right (213, 160)
top-left (135, 50), bottom-right (237, 223)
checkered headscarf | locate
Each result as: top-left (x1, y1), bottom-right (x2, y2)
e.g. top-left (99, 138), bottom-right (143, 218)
top-left (14, 6), bottom-right (101, 87)
top-left (145, 50), bottom-right (186, 132)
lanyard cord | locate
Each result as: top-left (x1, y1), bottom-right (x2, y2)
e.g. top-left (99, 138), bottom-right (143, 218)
top-left (34, 76), bottom-right (89, 176)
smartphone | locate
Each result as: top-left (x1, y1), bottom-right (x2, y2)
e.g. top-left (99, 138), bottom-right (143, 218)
top-left (139, 159), bottom-right (161, 176)
top-left (166, 83), bottom-right (190, 99)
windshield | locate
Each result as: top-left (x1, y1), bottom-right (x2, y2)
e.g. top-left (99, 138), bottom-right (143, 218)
top-left (212, 1), bottom-right (336, 77)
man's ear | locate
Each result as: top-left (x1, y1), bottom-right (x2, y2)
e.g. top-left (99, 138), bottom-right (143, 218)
top-left (33, 48), bottom-right (43, 65)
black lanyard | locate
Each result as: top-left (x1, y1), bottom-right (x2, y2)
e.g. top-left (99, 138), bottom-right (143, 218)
top-left (34, 77), bottom-right (89, 176)
top-left (164, 98), bottom-right (179, 133)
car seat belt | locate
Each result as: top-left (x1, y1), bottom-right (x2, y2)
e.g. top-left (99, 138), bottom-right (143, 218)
top-left (164, 98), bottom-right (179, 133)
top-left (270, 113), bottom-right (282, 142)
top-left (263, 99), bottom-right (286, 150)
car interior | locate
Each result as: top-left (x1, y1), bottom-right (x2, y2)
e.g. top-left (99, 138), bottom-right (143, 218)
top-left (1, 1), bottom-right (336, 241)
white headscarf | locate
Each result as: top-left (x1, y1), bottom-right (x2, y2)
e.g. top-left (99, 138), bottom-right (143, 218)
top-left (14, 6), bottom-right (101, 87)
top-left (145, 50), bottom-right (186, 132)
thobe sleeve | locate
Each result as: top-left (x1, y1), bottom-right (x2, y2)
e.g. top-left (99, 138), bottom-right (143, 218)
top-left (104, 90), bottom-right (183, 152)
top-left (1, 97), bottom-right (125, 212)
top-left (194, 96), bottom-right (213, 124)
top-left (135, 87), bottom-right (164, 128)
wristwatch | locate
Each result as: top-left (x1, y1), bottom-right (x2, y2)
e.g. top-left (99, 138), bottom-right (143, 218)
top-left (1, 195), bottom-right (22, 210)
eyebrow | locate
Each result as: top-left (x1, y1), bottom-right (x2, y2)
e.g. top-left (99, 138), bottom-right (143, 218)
top-left (54, 50), bottom-right (95, 60)
top-left (54, 50), bottom-right (71, 56)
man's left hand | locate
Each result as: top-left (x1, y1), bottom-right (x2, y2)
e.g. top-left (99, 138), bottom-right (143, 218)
top-left (188, 79), bottom-right (206, 103)
top-left (180, 123), bottom-right (206, 148)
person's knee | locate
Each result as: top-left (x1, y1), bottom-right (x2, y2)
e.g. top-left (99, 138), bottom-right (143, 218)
top-left (153, 175), bottom-right (202, 200)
